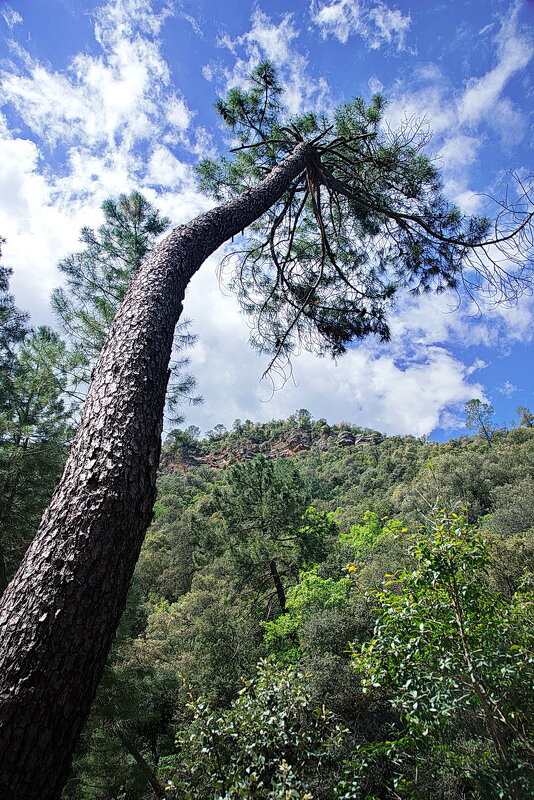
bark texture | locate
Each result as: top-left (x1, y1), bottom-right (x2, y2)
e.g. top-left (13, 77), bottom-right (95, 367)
top-left (0, 143), bottom-right (310, 800)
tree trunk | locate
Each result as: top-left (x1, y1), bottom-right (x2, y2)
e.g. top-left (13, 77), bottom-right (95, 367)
top-left (0, 546), bottom-right (7, 598)
top-left (115, 728), bottom-right (167, 799)
top-left (0, 142), bottom-right (310, 800)
top-left (269, 558), bottom-right (287, 613)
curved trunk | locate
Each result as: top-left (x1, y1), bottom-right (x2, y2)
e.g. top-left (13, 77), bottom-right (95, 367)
top-left (0, 143), bottom-right (310, 800)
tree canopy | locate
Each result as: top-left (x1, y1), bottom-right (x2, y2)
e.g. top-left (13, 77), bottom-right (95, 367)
top-left (0, 257), bottom-right (72, 596)
top-left (52, 193), bottom-right (170, 370)
top-left (198, 62), bottom-right (533, 376)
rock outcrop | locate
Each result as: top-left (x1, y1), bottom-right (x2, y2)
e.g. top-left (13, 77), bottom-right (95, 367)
top-left (163, 424), bottom-right (384, 473)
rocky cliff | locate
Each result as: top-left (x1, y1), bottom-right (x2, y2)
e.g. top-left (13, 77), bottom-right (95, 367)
top-left (162, 423), bottom-right (384, 472)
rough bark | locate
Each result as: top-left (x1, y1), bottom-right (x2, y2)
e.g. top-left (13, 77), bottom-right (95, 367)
top-left (0, 143), bottom-right (310, 800)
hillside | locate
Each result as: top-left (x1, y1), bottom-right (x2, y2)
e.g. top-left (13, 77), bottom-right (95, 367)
top-left (64, 415), bottom-right (534, 800)
top-left (160, 415), bottom-right (385, 471)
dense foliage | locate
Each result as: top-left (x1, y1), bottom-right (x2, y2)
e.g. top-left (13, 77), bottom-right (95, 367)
top-left (56, 413), bottom-right (534, 799)
top-left (0, 262), bottom-right (72, 594)
top-left (2, 247), bottom-right (533, 794)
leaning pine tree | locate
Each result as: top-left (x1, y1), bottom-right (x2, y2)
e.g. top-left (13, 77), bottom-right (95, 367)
top-left (0, 62), bottom-right (532, 799)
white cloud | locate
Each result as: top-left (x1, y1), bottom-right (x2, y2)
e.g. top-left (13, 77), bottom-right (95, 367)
top-left (498, 380), bottom-right (517, 397)
top-left (146, 146), bottom-right (191, 188)
top-left (391, 287), bottom-right (534, 352)
top-left (180, 263), bottom-right (492, 437)
top-left (465, 358), bottom-right (488, 376)
top-left (1, 10), bottom-right (192, 151)
top-left (458, 4), bottom-right (533, 127)
top-left (165, 96), bottom-right (193, 132)
top-left (310, 0), bottom-right (411, 50)
top-left (0, 5), bottom-right (22, 30)
top-left (450, 189), bottom-right (485, 215)
top-left (437, 134), bottom-right (481, 170)
top-left (384, 4), bottom-right (532, 176)
top-left (378, 0), bottom-right (533, 312)
top-left (214, 9), bottom-right (298, 70)
top-left (93, 0), bottom-right (174, 42)
top-left (240, 9), bottom-right (298, 65)
top-left (0, 134), bottom-right (62, 315)
top-left (368, 76), bottom-right (384, 94)
top-left (0, 135), bottom-right (45, 219)
top-left (0, 0), bottom-right (206, 324)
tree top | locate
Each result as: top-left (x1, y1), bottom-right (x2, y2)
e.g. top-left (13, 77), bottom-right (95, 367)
top-left (197, 62), bottom-right (533, 378)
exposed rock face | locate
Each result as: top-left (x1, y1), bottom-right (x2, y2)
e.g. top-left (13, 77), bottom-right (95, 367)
top-left (337, 430), bottom-right (355, 447)
top-left (354, 433), bottom-right (383, 445)
top-left (270, 429), bottom-right (312, 457)
top-left (164, 425), bottom-right (384, 472)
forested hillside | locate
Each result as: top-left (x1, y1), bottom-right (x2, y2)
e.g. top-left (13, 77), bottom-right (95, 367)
top-left (58, 413), bottom-right (534, 799)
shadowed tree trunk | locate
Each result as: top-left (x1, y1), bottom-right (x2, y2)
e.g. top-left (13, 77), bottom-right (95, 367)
top-left (0, 143), bottom-right (310, 800)
top-left (269, 558), bottom-right (287, 613)
top-left (115, 729), bottom-right (167, 799)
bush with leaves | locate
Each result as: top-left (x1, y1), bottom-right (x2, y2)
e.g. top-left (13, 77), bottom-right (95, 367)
top-left (263, 569), bottom-right (352, 663)
top-left (0, 326), bottom-right (72, 593)
top-left (339, 512), bottom-right (534, 800)
top-left (165, 660), bottom-right (345, 799)
top-left (214, 457), bottom-right (333, 616)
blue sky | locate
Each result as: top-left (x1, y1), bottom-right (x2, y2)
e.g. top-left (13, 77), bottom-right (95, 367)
top-left (0, 0), bottom-right (532, 438)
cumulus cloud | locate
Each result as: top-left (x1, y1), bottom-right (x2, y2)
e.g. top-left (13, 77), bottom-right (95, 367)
top-left (2, 4), bottom-right (192, 151)
top-left (390, 287), bottom-right (534, 353)
top-left (234, 8), bottom-right (298, 65)
top-left (0, 0), bottom-right (208, 323)
top-left (179, 261), bottom-right (492, 437)
top-left (310, 0), bottom-right (411, 50)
